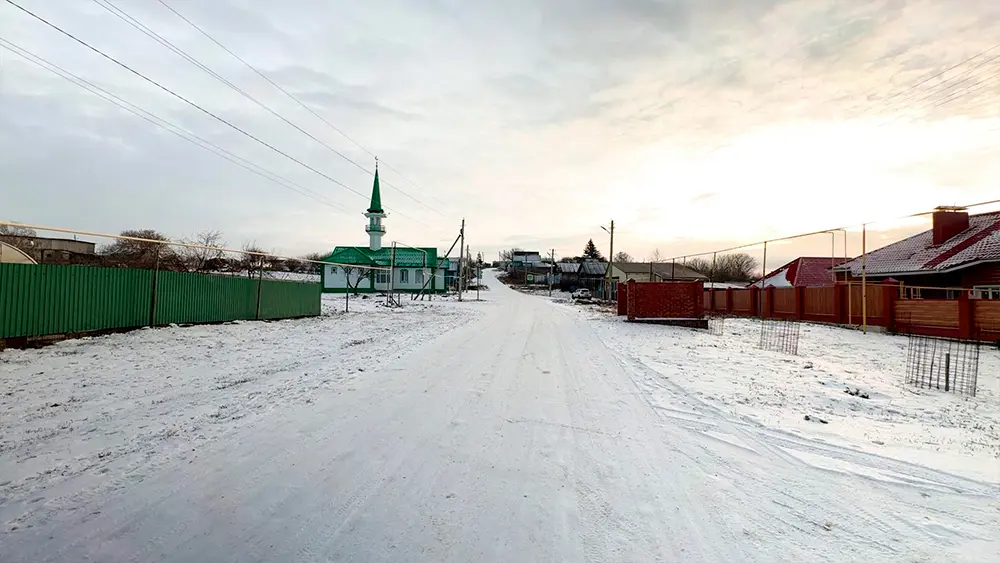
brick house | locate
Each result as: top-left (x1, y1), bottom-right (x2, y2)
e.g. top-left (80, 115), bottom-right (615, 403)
top-left (834, 207), bottom-right (1000, 299)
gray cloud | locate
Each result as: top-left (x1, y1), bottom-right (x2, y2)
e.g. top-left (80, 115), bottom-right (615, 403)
top-left (1, 0), bottom-right (998, 259)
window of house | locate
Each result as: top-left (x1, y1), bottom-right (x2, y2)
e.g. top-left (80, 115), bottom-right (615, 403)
top-left (973, 285), bottom-right (1000, 299)
top-left (399, 268), bottom-right (409, 283)
top-left (415, 269), bottom-right (424, 284)
top-left (376, 272), bottom-right (388, 284)
top-left (329, 266), bottom-right (338, 275)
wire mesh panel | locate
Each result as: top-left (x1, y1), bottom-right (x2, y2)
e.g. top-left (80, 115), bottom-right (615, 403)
top-left (905, 334), bottom-right (979, 397)
top-left (706, 315), bottom-right (725, 336)
top-left (758, 318), bottom-right (801, 355)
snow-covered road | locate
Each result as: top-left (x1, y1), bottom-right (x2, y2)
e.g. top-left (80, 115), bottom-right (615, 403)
top-left (3, 271), bottom-right (998, 562)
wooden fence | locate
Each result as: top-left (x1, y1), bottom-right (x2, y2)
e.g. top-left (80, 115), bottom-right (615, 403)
top-left (703, 283), bottom-right (1000, 342)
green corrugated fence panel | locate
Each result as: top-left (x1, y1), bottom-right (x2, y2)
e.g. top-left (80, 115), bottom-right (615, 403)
top-left (258, 280), bottom-right (322, 320)
top-left (1, 265), bottom-right (322, 339)
top-left (0, 263), bottom-right (152, 339)
top-left (153, 271), bottom-right (258, 325)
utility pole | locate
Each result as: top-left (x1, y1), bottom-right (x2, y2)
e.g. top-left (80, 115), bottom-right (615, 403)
top-left (602, 219), bottom-right (614, 300)
top-left (862, 223), bottom-right (868, 334)
top-left (458, 219), bottom-right (465, 301)
top-left (476, 251), bottom-right (481, 301)
top-left (549, 248), bottom-right (555, 296)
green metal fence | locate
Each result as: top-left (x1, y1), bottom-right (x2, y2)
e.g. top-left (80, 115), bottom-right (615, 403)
top-left (0, 263), bottom-right (321, 340)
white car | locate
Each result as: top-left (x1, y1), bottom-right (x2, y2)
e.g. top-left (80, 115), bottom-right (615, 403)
top-left (571, 288), bottom-right (592, 300)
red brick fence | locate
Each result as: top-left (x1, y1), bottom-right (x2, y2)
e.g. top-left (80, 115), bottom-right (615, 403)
top-left (617, 280), bottom-right (704, 320)
top-left (702, 282), bottom-right (1000, 342)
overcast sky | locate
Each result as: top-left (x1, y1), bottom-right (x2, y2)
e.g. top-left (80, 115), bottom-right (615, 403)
top-left (1, 0), bottom-right (998, 267)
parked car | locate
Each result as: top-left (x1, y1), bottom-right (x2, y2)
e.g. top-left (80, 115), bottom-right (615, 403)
top-left (572, 288), bottom-right (592, 301)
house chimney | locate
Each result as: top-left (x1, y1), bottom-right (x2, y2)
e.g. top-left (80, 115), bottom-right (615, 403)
top-left (932, 206), bottom-right (969, 245)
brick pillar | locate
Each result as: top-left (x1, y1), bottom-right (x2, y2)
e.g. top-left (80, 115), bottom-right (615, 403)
top-left (833, 283), bottom-right (844, 324)
top-left (626, 278), bottom-right (637, 321)
top-left (795, 286), bottom-right (805, 320)
top-left (881, 280), bottom-right (898, 332)
top-left (765, 286), bottom-right (775, 318)
top-left (957, 290), bottom-right (972, 340)
top-left (725, 288), bottom-right (733, 314)
top-left (695, 282), bottom-right (705, 317)
top-left (750, 286), bottom-right (760, 316)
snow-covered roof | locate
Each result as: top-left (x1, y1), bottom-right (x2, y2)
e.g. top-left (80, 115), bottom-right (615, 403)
top-left (556, 262), bottom-right (580, 273)
top-left (752, 257), bottom-right (846, 288)
top-left (615, 262), bottom-right (707, 280)
top-left (579, 261), bottom-right (608, 276)
top-left (836, 211), bottom-right (1000, 276)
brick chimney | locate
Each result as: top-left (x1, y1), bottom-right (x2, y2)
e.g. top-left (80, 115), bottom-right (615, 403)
top-left (932, 207), bottom-right (969, 246)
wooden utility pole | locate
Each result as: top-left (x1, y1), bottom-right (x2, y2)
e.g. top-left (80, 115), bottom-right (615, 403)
top-left (458, 219), bottom-right (465, 301)
top-left (862, 223), bottom-right (868, 334)
top-left (549, 248), bottom-right (555, 296)
top-left (606, 219), bottom-right (614, 300)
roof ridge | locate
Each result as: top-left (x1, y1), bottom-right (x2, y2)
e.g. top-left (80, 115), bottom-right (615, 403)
top-left (923, 216), bottom-right (1000, 269)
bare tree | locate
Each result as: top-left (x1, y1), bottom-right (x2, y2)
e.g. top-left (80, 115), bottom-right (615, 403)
top-left (100, 229), bottom-right (182, 270)
top-left (0, 223), bottom-right (38, 253)
top-left (301, 252), bottom-right (326, 274)
top-left (179, 230), bottom-right (226, 273)
top-left (716, 253), bottom-right (759, 282)
top-left (648, 248), bottom-right (664, 262)
top-left (241, 241), bottom-right (268, 279)
top-left (686, 257), bottom-right (713, 276)
top-left (499, 248), bottom-right (524, 262)
top-left (284, 258), bottom-right (303, 273)
top-left (613, 251), bottom-right (633, 263)
top-left (339, 265), bottom-right (374, 294)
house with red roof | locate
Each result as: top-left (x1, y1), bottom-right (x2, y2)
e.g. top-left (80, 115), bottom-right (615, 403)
top-left (833, 207), bottom-right (1000, 299)
top-left (751, 257), bottom-right (848, 288)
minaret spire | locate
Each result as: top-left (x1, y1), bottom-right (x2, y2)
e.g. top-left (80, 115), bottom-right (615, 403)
top-left (365, 158), bottom-right (386, 250)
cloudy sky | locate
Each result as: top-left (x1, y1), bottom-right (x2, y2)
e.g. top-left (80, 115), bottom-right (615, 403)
top-left (1, 0), bottom-right (998, 268)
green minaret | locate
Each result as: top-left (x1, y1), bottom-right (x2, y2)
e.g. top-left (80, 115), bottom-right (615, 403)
top-left (365, 161), bottom-right (386, 250)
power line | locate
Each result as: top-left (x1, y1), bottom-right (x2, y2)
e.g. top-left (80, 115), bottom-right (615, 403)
top-left (4, 0), bottom-right (437, 230)
top-left (92, 0), bottom-right (446, 218)
top-left (0, 36), bottom-right (352, 214)
top-left (866, 42), bottom-right (1000, 115)
top-left (155, 0), bottom-right (452, 212)
top-left (666, 199), bottom-right (1000, 262)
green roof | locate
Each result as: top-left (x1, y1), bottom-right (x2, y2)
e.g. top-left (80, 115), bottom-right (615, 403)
top-left (367, 167), bottom-right (383, 214)
top-left (323, 246), bottom-right (440, 268)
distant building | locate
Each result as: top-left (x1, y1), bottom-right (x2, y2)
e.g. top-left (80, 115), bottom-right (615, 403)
top-left (0, 235), bottom-right (97, 265)
top-left (833, 207), bottom-right (1000, 299)
top-left (611, 262), bottom-right (708, 283)
top-left (511, 251), bottom-right (543, 265)
top-left (320, 167), bottom-right (446, 294)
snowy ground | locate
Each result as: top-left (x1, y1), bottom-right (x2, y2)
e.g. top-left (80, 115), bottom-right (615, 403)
top-left (0, 294), bottom-right (482, 533)
top-left (1, 272), bottom-right (998, 562)
top-left (578, 310), bottom-right (1000, 484)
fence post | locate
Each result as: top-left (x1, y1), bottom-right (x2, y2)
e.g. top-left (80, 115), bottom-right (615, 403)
top-left (725, 288), bottom-right (733, 314)
top-left (255, 267), bottom-right (264, 321)
top-left (749, 286), bottom-right (759, 317)
top-left (795, 286), bottom-right (805, 320)
top-left (695, 282), bottom-right (705, 317)
top-left (148, 246), bottom-right (161, 327)
top-left (957, 290), bottom-right (972, 340)
top-left (626, 278), bottom-right (637, 321)
top-left (881, 280), bottom-right (898, 333)
top-left (765, 286), bottom-right (775, 318)
top-left (708, 288), bottom-right (715, 313)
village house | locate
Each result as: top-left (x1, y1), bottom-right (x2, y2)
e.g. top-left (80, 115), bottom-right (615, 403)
top-left (320, 167), bottom-right (446, 294)
top-left (610, 262), bottom-right (708, 283)
top-left (834, 207), bottom-right (1000, 299)
top-left (751, 257), bottom-right (849, 288)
